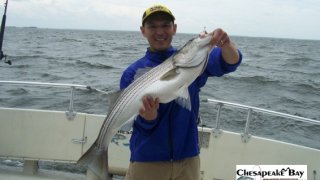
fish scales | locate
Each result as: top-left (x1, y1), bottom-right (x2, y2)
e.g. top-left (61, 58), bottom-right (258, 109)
top-left (97, 59), bottom-right (174, 148)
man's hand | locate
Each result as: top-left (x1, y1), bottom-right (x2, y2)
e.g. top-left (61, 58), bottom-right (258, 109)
top-left (139, 95), bottom-right (160, 121)
top-left (210, 28), bottom-right (240, 65)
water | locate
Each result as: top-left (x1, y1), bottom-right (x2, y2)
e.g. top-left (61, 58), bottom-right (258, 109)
top-left (1, 27), bottom-right (320, 176)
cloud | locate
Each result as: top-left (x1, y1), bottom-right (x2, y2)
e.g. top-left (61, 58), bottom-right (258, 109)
top-left (2, 0), bottom-right (320, 39)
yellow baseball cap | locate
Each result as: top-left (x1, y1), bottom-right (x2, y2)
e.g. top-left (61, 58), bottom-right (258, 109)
top-left (142, 4), bottom-right (175, 25)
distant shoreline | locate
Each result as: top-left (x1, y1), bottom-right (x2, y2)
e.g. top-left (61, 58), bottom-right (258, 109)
top-left (7, 26), bottom-right (37, 29)
top-left (4, 26), bottom-right (319, 41)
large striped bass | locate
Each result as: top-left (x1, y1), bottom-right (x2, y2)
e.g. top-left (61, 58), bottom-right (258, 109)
top-left (77, 33), bottom-right (213, 179)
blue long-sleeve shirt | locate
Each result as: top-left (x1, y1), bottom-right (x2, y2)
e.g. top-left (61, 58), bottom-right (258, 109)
top-left (120, 46), bottom-right (242, 162)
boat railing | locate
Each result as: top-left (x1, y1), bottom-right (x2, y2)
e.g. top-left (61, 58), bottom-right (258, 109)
top-left (1, 81), bottom-right (319, 143)
top-left (0, 81), bottom-right (109, 120)
top-left (203, 98), bottom-right (320, 143)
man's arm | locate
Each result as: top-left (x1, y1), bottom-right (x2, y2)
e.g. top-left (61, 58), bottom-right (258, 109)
top-left (210, 28), bottom-right (240, 65)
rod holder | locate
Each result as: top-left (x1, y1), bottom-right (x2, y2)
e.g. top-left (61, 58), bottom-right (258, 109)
top-left (212, 103), bottom-right (223, 138)
top-left (241, 108), bottom-right (252, 143)
top-left (65, 87), bottom-right (77, 120)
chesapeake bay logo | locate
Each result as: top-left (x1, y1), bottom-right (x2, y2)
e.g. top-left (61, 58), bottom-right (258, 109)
top-left (236, 165), bottom-right (307, 180)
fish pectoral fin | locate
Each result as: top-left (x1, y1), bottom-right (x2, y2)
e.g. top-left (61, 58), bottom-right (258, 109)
top-left (175, 84), bottom-right (191, 111)
top-left (175, 59), bottom-right (202, 68)
top-left (160, 68), bottom-right (179, 81)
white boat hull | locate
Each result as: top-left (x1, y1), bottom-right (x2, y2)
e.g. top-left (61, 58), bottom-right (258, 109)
top-left (1, 108), bottom-right (319, 179)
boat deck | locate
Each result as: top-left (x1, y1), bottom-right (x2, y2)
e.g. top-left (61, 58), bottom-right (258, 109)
top-left (0, 165), bottom-right (86, 180)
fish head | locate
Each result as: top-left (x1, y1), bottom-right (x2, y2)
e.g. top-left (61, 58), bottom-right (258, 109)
top-left (172, 34), bottom-right (212, 68)
top-left (193, 34), bottom-right (213, 48)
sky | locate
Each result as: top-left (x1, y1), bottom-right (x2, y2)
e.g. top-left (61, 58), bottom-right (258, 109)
top-left (1, 0), bottom-right (320, 40)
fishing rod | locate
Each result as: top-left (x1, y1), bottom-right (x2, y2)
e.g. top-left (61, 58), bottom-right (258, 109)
top-left (0, 0), bottom-right (11, 65)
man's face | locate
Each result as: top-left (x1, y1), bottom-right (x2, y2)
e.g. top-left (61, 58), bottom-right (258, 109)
top-left (140, 14), bottom-right (177, 52)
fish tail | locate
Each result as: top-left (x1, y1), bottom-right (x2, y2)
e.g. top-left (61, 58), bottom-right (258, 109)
top-left (77, 144), bottom-right (109, 179)
top-left (101, 149), bottom-right (109, 180)
top-left (77, 141), bottom-right (99, 165)
top-left (88, 148), bottom-right (109, 179)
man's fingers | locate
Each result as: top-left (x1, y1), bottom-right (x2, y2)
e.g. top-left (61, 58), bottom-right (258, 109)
top-left (211, 28), bottom-right (231, 47)
top-left (143, 96), bottom-right (152, 110)
top-left (142, 96), bottom-right (159, 111)
top-left (139, 96), bottom-right (159, 120)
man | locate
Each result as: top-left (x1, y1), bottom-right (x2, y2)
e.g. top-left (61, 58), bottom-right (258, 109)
top-left (120, 4), bottom-right (242, 180)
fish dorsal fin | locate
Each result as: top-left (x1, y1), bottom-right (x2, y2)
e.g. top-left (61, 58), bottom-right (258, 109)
top-left (160, 68), bottom-right (179, 81)
top-left (174, 84), bottom-right (191, 111)
top-left (106, 90), bottom-right (122, 113)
